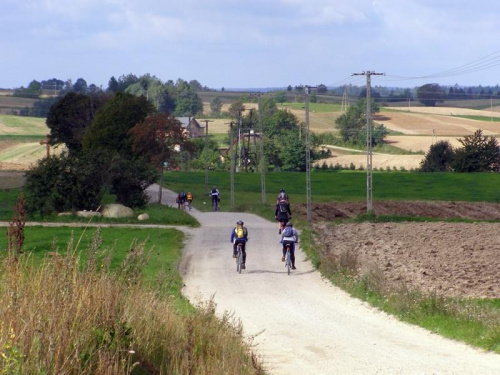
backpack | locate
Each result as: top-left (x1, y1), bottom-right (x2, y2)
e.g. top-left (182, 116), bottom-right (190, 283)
top-left (282, 226), bottom-right (293, 237)
top-left (235, 225), bottom-right (246, 239)
top-left (278, 201), bottom-right (288, 214)
top-left (180, 191), bottom-right (187, 199)
top-left (187, 192), bottom-right (193, 200)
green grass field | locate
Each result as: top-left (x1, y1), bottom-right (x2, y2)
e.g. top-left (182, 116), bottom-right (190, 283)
top-left (282, 102), bottom-right (343, 112)
top-left (452, 115), bottom-right (500, 122)
top-left (163, 170), bottom-right (500, 209)
top-left (1, 226), bottom-right (183, 283)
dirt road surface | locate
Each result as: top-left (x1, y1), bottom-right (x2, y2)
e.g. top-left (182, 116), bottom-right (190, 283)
top-left (146, 185), bottom-right (500, 375)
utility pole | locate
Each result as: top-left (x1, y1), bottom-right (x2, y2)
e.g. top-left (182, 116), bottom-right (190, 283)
top-left (251, 93), bottom-right (267, 204)
top-left (341, 85), bottom-right (350, 112)
top-left (352, 71), bottom-right (384, 213)
top-left (158, 127), bottom-right (166, 204)
top-left (229, 121), bottom-right (235, 209)
top-left (200, 119), bottom-right (213, 194)
top-left (237, 109), bottom-right (245, 170)
top-left (304, 85), bottom-right (316, 223)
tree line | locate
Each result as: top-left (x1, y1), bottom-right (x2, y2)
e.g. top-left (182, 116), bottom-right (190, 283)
top-left (25, 83), bottom-right (326, 215)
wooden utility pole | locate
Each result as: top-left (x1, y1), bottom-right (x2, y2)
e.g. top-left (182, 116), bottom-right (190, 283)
top-left (352, 71), bottom-right (384, 213)
top-left (158, 129), bottom-right (166, 204)
top-left (200, 119), bottom-right (213, 194)
top-left (257, 94), bottom-right (266, 203)
top-left (237, 110), bottom-right (244, 170)
top-left (229, 122), bottom-right (235, 209)
top-left (304, 86), bottom-right (316, 223)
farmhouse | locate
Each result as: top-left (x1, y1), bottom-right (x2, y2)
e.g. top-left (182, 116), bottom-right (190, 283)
top-left (177, 117), bottom-right (205, 138)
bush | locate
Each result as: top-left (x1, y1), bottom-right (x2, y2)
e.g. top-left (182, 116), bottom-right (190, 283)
top-left (25, 152), bottom-right (106, 216)
top-left (453, 130), bottom-right (500, 172)
top-left (419, 140), bottom-right (454, 172)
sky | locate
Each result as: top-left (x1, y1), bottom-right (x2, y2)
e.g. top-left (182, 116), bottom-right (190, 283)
top-left (2, 0), bottom-right (500, 90)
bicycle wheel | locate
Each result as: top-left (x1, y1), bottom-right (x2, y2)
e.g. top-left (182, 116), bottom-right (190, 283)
top-left (286, 250), bottom-right (291, 275)
top-left (237, 245), bottom-right (243, 273)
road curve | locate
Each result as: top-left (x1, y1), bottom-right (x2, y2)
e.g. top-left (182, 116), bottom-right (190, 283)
top-left (147, 185), bottom-right (500, 375)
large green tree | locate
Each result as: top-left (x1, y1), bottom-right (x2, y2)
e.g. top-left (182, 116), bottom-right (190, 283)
top-left (46, 92), bottom-right (110, 152)
top-left (417, 83), bottom-right (444, 107)
top-left (210, 96), bottom-right (223, 116)
top-left (82, 92), bottom-right (154, 153)
top-left (173, 79), bottom-right (203, 116)
top-left (335, 99), bottom-right (387, 146)
top-left (453, 130), bottom-right (500, 172)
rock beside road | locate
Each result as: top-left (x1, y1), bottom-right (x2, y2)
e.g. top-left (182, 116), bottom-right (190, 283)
top-left (101, 204), bottom-right (134, 218)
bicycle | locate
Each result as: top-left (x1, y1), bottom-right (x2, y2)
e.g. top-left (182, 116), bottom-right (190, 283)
top-left (236, 242), bottom-right (244, 273)
top-left (211, 197), bottom-right (219, 212)
top-left (284, 243), bottom-right (292, 275)
top-left (187, 200), bottom-right (192, 211)
top-left (183, 201), bottom-right (190, 212)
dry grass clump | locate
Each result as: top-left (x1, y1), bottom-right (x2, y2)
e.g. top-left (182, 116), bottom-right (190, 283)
top-left (0, 231), bottom-right (265, 374)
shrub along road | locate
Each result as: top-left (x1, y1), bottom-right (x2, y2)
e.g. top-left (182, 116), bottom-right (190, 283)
top-left (147, 185), bottom-right (500, 374)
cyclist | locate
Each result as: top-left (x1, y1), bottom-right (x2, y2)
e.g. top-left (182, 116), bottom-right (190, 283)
top-left (230, 220), bottom-right (249, 269)
top-left (280, 222), bottom-right (299, 270)
top-left (178, 190), bottom-right (187, 209)
top-left (276, 188), bottom-right (289, 204)
top-left (210, 186), bottom-right (220, 211)
top-left (186, 191), bottom-right (193, 209)
top-left (275, 195), bottom-right (291, 234)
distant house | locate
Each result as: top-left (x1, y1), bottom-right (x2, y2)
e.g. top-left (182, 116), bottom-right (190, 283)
top-left (177, 117), bottom-right (205, 138)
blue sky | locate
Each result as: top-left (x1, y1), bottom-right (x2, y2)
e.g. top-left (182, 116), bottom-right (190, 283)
top-left (2, 0), bottom-right (500, 90)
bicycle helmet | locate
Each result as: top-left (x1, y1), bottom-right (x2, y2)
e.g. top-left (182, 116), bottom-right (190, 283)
top-left (286, 222), bottom-right (293, 227)
top-left (280, 188), bottom-right (285, 192)
top-left (237, 220), bottom-right (244, 225)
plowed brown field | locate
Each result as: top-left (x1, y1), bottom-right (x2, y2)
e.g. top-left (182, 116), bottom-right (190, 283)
top-left (318, 221), bottom-right (500, 298)
top-left (295, 201), bottom-right (500, 298)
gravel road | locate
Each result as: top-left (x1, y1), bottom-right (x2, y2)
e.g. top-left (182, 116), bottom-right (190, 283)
top-left (153, 185), bottom-right (500, 374)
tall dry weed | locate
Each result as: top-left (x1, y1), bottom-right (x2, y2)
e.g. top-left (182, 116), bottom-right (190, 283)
top-left (0, 230), bottom-right (265, 374)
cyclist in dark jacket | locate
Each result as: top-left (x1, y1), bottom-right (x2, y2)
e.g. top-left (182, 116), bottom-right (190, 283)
top-left (275, 198), bottom-right (291, 234)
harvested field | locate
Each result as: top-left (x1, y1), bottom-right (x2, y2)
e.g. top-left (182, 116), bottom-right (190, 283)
top-left (388, 106), bottom-right (500, 117)
top-left (0, 142), bottom-right (65, 170)
top-left (0, 114), bottom-right (48, 135)
top-left (318, 153), bottom-right (424, 170)
top-left (317, 221), bottom-right (500, 299)
top-left (385, 135), bottom-right (462, 153)
top-left (377, 111), bottom-right (500, 136)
